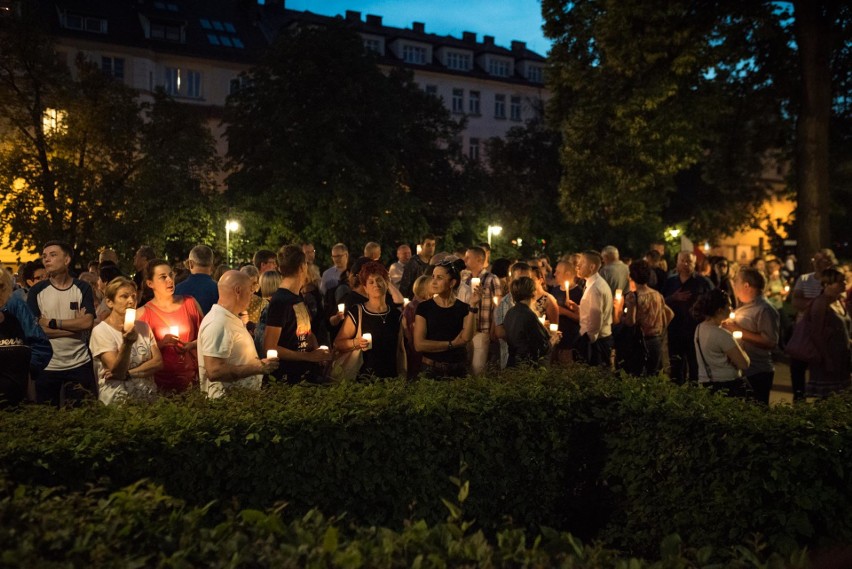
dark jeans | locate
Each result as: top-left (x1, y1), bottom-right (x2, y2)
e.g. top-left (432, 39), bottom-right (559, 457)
top-left (576, 334), bottom-right (613, 368)
top-left (668, 337), bottom-right (698, 384)
top-left (35, 362), bottom-right (97, 407)
top-left (747, 371), bottom-right (775, 405)
top-left (789, 358), bottom-right (807, 402)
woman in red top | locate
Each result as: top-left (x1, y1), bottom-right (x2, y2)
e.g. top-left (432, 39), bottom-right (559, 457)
top-left (137, 260), bottom-right (203, 393)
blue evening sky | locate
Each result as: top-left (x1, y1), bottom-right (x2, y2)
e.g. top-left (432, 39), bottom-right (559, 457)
top-left (284, 0), bottom-right (552, 56)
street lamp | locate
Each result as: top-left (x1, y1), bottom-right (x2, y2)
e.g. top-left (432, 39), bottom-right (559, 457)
top-left (225, 219), bottom-right (239, 265)
top-left (487, 225), bottom-right (502, 246)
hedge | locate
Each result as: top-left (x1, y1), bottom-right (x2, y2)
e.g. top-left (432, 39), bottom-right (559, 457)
top-left (0, 366), bottom-right (850, 556)
top-left (0, 479), bottom-right (812, 568)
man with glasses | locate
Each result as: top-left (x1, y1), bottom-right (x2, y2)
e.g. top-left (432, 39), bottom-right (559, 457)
top-left (320, 243), bottom-right (349, 296)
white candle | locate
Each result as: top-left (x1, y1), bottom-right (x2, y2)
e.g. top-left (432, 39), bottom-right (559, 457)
top-left (729, 311), bottom-right (736, 320)
top-left (564, 280), bottom-right (570, 291)
top-left (732, 331), bottom-right (743, 340)
top-left (538, 315), bottom-right (546, 325)
top-left (266, 349), bottom-right (278, 359)
top-left (337, 303), bottom-right (345, 313)
top-left (318, 345), bottom-right (329, 351)
top-left (403, 297), bottom-right (410, 307)
top-left (784, 285), bottom-right (790, 293)
top-left (169, 325), bottom-right (179, 337)
top-left (362, 333), bottom-right (372, 350)
top-left (614, 289), bottom-right (623, 301)
top-left (123, 309), bottom-right (136, 332)
top-left (493, 296), bottom-right (500, 306)
top-left (416, 244), bottom-right (422, 254)
top-left (470, 277), bottom-right (480, 288)
top-left (549, 323), bottom-right (559, 332)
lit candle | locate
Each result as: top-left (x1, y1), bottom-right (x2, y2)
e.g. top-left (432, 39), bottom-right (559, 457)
top-left (266, 349), bottom-right (278, 359)
top-left (493, 295), bottom-right (500, 306)
top-left (169, 325), bottom-right (179, 337)
top-left (732, 331), bottom-right (743, 340)
top-left (729, 311), bottom-right (736, 320)
top-left (403, 297), bottom-right (410, 307)
top-left (564, 280), bottom-right (570, 291)
top-left (416, 244), bottom-right (422, 255)
top-left (123, 308), bottom-right (136, 332)
top-left (784, 285), bottom-right (790, 293)
top-left (318, 345), bottom-right (329, 352)
top-left (614, 289), bottom-right (623, 301)
top-left (362, 333), bottom-right (372, 350)
top-left (470, 277), bottom-right (480, 288)
top-left (549, 323), bottom-right (559, 332)
top-left (337, 303), bottom-right (345, 313)
top-left (538, 315), bottom-right (546, 325)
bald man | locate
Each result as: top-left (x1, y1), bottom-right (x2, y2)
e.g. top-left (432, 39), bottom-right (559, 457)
top-left (197, 270), bottom-right (278, 398)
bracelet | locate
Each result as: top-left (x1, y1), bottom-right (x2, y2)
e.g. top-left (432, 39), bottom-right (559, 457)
top-left (447, 340), bottom-right (453, 350)
top-left (352, 338), bottom-right (357, 349)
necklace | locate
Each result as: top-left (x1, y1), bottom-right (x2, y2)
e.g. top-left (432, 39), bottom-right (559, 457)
top-left (365, 303), bottom-right (390, 324)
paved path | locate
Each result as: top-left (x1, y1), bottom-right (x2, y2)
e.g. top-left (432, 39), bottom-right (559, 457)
top-left (769, 360), bottom-right (794, 406)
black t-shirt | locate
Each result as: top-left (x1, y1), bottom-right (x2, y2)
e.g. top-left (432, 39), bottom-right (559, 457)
top-left (0, 311), bottom-right (30, 406)
top-left (549, 285), bottom-right (583, 348)
top-left (415, 298), bottom-right (469, 363)
top-left (663, 273), bottom-right (714, 340)
top-left (267, 288), bottom-right (316, 384)
top-left (348, 304), bottom-right (402, 378)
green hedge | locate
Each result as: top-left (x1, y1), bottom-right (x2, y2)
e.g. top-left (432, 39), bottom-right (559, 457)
top-left (0, 479), bottom-right (810, 568)
top-left (0, 367), bottom-right (850, 556)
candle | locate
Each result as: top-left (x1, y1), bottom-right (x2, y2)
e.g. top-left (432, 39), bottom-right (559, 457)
top-left (784, 285), bottom-right (790, 293)
top-left (169, 325), bottom-right (179, 337)
top-left (362, 333), bottom-right (372, 350)
top-left (538, 315), bottom-right (546, 325)
top-left (470, 277), bottom-right (480, 288)
top-left (493, 296), bottom-right (500, 306)
top-left (123, 309), bottom-right (136, 332)
top-left (318, 345), bottom-right (329, 352)
top-left (614, 289), bottom-right (623, 301)
top-left (549, 323), bottom-right (559, 332)
top-left (337, 303), bottom-right (345, 313)
top-left (403, 297), bottom-right (410, 307)
top-left (266, 349), bottom-right (278, 359)
top-left (732, 331), bottom-right (743, 340)
top-left (564, 280), bottom-right (570, 291)
top-left (416, 244), bottom-right (422, 255)
top-left (729, 311), bottom-right (736, 320)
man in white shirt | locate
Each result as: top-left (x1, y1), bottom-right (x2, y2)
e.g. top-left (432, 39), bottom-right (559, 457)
top-left (388, 244), bottom-right (411, 287)
top-left (320, 243), bottom-right (349, 295)
top-left (198, 270), bottom-right (278, 398)
top-left (576, 250), bottom-right (614, 367)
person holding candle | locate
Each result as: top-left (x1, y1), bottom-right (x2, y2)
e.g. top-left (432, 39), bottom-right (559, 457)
top-left (136, 259), bottom-right (203, 393)
top-left (692, 289), bottom-right (750, 396)
top-left (575, 251), bottom-right (614, 368)
top-left (198, 271), bottom-right (279, 398)
top-left (458, 247), bottom-right (499, 375)
top-left (253, 270), bottom-right (282, 356)
top-left (414, 258), bottom-right (476, 379)
top-left (549, 259), bottom-right (583, 364)
top-left (90, 277), bottom-right (162, 405)
top-left (493, 262), bottom-right (533, 369)
top-left (722, 267), bottom-right (780, 404)
top-left (504, 276), bottom-right (560, 368)
top-left (622, 260), bottom-right (674, 377)
top-left (333, 262), bottom-right (406, 379)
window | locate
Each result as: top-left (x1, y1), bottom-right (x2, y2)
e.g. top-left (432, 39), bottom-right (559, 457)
top-left (488, 58), bottom-right (511, 77)
top-left (468, 91), bottom-right (480, 115)
top-left (452, 89), bottom-right (464, 114)
top-left (402, 45), bottom-right (427, 64)
top-left (510, 96), bottom-right (522, 121)
top-left (527, 65), bottom-right (543, 83)
top-left (229, 76), bottom-right (251, 95)
top-left (151, 21), bottom-right (182, 42)
top-left (363, 38), bottom-right (382, 54)
top-left (425, 84), bottom-right (438, 97)
top-left (63, 12), bottom-right (107, 34)
top-left (163, 67), bottom-right (201, 98)
top-left (469, 138), bottom-right (479, 161)
top-left (101, 56), bottom-right (125, 80)
top-left (494, 94), bottom-right (506, 119)
top-left (446, 51), bottom-right (471, 71)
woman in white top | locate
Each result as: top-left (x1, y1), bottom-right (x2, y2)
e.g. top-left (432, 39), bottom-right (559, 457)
top-left (692, 288), bottom-right (750, 395)
top-left (90, 277), bottom-right (163, 405)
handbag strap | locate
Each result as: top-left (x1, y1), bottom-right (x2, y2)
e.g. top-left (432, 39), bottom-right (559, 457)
top-left (695, 325), bottom-right (714, 381)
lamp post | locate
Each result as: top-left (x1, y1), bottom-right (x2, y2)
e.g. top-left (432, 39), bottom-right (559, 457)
top-left (225, 219), bottom-right (239, 265)
top-left (487, 225), bottom-right (502, 246)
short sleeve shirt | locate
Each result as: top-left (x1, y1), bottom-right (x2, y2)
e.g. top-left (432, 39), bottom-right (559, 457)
top-left (267, 288), bottom-right (314, 383)
top-left (694, 321), bottom-right (740, 382)
top-left (90, 320), bottom-right (157, 404)
top-left (415, 298), bottom-right (469, 363)
top-left (198, 304), bottom-right (263, 398)
top-left (28, 278), bottom-right (95, 371)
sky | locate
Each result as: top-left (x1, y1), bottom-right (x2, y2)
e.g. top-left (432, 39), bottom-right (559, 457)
top-left (284, 0), bottom-right (552, 55)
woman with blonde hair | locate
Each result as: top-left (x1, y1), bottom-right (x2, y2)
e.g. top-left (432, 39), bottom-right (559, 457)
top-left (90, 277), bottom-right (163, 404)
top-left (254, 270), bottom-right (283, 355)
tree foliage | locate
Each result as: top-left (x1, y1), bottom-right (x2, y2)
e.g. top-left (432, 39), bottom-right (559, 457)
top-left (542, 0), bottom-right (802, 243)
top-left (223, 24), bottom-right (468, 262)
top-left (0, 6), bottom-right (220, 265)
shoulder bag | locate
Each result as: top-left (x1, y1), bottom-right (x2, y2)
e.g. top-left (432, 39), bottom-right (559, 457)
top-left (331, 305), bottom-right (363, 382)
top-left (785, 309), bottom-right (821, 364)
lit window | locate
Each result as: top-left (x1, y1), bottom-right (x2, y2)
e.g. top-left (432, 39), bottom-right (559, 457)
top-left (494, 94), bottom-right (506, 119)
top-left (402, 45), bottom-right (427, 64)
top-left (452, 89), bottom-right (464, 113)
top-left (42, 108), bottom-right (67, 134)
top-left (469, 91), bottom-right (480, 115)
top-left (164, 67), bottom-right (201, 98)
top-left (510, 96), bottom-right (521, 121)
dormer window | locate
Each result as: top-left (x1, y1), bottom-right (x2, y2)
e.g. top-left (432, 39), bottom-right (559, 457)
top-left (527, 65), bottom-right (543, 83)
top-left (151, 20), bottom-right (183, 42)
top-left (446, 51), bottom-right (472, 71)
top-left (402, 45), bottom-right (427, 64)
top-left (61, 11), bottom-right (107, 34)
top-left (488, 58), bottom-right (512, 77)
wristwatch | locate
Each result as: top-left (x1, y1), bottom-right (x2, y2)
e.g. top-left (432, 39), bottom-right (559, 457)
top-left (447, 340), bottom-right (454, 351)
top-left (469, 307), bottom-right (479, 314)
top-left (48, 319), bottom-right (58, 329)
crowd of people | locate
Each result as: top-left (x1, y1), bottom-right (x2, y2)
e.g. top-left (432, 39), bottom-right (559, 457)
top-left (1, 235), bottom-right (850, 408)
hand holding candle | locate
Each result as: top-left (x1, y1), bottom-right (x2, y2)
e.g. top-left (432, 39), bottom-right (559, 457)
top-left (362, 333), bottom-right (373, 350)
top-left (266, 349), bottom-right (278, 359)
top-left (729, 311), bottom-right (736, 320)
top-left (337, 303), bottom-right (345, 314)
top-left (732, 331), bottom-right (743, 340)
top-left (123, 308), bottom-right (136, 332)
top-left (549, 323), bottom-right (559, 332)
top-left (614, 289), bottom-right (623, 302)
top-left (169, 325), bottom-right (179, 338)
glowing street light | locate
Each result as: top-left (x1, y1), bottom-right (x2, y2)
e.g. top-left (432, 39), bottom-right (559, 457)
top-left (487, 225), bottom-right (502, 246)
top-left (225, 219), bottom-right (239, 265)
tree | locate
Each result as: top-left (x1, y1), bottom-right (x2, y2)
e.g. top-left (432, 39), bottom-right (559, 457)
top-left (223, 24), bottom-right (467, 263)
top-left (0, 6), bottom-right (220, 266)
top-left (542, 0), bottom-right (847, 252)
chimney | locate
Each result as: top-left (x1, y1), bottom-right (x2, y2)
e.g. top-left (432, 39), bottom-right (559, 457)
top-left (345, 10), bottom-right (361, 22)
top-left (462, 31), bottom-right (476, 43)
top-left (412, 21), bottom-right (424, 33)
top-left (366, 14), bottom-right (382, 26)
top-left (511, 40), bottom-right (526, 52)
top-left (483, 35), bottom-right (494, 45)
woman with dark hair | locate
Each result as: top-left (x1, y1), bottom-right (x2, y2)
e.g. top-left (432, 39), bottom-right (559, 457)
top-left (504, 276), bottom-right (559, 367)
top-left (333, 261), bottom-right (406, 378)
top-left (692, 289), bottom-right (750, 395)
top-left (623, 260), bottom-right (673, 376)
top-left (710, 257), bottom-right (737, 308)
top-left (136, 259), bottom-right (203, 393)
top-left (414, 259), bottom-right (476, 378)
top-left (805, 268), bottom-right (851, 398)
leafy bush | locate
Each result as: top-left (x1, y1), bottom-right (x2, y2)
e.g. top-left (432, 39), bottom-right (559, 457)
top-left (0, 479), bottom-right (811, 568)
top-left (0, 367), bottom-right (850, 556)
